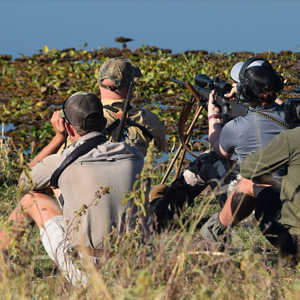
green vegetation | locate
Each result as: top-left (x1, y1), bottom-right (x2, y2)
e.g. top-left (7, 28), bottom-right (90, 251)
top-left (1, 46), bottom-right (300, 299)
top-left (1, 46), bottom-right (299, 152)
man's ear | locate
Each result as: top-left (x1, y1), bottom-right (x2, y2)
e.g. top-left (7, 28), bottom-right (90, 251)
top-left (65, 122), bottom-right (75, 137)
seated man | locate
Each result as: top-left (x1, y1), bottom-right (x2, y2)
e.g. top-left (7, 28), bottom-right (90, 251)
top-left (60, 58), bottom-right (166, 156)
top-left (239, 126), bottom-right (300, 258)
top-left (152, 58), bottom-right (287, 228)
top-left (98, 58), bottom-right (166, 156)
top-left (0, 92), bottom-right (152, 285)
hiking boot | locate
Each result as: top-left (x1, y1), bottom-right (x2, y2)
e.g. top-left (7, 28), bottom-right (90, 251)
top-left (192, 232), bottom-right (225, 252)
top-left (149, 184), bottom-right (169, 207)
top-left (194, 213), bottom-right (228, 251)
top-left (158, 173), bottom-right (204, 215)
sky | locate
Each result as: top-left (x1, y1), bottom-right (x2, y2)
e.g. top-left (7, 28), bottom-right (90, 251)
top-left (0, 0), bottom-right (299, 59)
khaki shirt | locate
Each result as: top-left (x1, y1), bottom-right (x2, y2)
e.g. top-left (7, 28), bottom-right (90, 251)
top-left (21, 132), bottom-right (152, 248)
top-left (241, 127), bottom-right (300, 236)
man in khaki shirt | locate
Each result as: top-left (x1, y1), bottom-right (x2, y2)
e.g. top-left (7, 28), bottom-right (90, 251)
top-left (99, 58), bottom-right (165, 156)
top-left (0, 92), bottom-right (152, 285)
top-left (61, 58), bottom-right (166, 156)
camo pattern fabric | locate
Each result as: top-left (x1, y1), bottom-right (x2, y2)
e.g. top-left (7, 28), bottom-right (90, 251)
top-left (98, 58), bottom-right (134, 90)
top-left (101, 99), bottom-right (166, 156)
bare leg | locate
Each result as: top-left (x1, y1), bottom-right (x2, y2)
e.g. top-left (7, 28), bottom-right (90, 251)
top-left (219, 178), bottom-right (256, 226)
top-left (0, 192), bottom-right (63, 251)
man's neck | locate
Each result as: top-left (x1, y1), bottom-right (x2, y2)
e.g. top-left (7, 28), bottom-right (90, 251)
top-left (101, 94), bottom-right (123, 101)
top-left (100, 89), bottom-right (126, 100)
top-left (99, 83), bottom-right (128, 100)
top-left (69, 134), bottom-right (80, 143)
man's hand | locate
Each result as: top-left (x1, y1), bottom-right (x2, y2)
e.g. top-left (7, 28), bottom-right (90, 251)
top-left (207, 90), bottom-right (233, 160)
top-left (51, 111), bottom-right (65, 137)
top-left (208, 90), bottom-right (221, 116)
top-left (26, 111), bottom-right (66, 170)
top-left (224, 83), bottom-right (237, 101)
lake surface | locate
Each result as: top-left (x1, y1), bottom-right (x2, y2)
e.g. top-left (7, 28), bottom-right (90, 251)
top-left (1, 0), bottom-right (300, 59)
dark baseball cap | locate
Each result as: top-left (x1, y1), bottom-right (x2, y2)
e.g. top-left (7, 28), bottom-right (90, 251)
top-left (98, 58), bottom-right (142, 91)
top-left (59, 92), bottom-right (103, 127)
top-left (231, 60), bottom-right (279, 96)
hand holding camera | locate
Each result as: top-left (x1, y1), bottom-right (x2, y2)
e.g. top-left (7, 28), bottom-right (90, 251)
top-left (51, 111), bottom-right (66, 138)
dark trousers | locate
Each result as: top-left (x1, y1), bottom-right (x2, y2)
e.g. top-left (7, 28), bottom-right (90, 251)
top-left (255, 187), bottom-right (298, 255)
top-left (153, 151), bottom-right (237, 219)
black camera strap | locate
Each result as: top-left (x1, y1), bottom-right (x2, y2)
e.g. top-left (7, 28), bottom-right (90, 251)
top-left (50, 135), bottom-right (107, 188)
top-left (252, 111), bottom-right (292, 129)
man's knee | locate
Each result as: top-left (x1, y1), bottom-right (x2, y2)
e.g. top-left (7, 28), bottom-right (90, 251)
top-left (18, 192), bottom-right (62, 229)
top-left (20, 192), bottom-right (55, 211)
top-left (20, 193), bottom-right (39, 209)
top-left (235, 178), bottom-right (255, 197)
top-left (183, 169), bottom-right (206, 190)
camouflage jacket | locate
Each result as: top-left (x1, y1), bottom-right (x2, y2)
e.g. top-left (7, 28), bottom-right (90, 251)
top-left (101, 99), bottom-right (165, 156)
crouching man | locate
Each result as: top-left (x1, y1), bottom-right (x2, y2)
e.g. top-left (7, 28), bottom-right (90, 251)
top-left (239, 126), bottom-right (300, 259)
top-left (0, 92), bottom-right (152, 285)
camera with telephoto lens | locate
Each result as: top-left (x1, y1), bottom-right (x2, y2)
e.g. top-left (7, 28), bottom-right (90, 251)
top-left (195, 74), bottom-right (232, 94)
top-left (285, 98), bottom-right (300, 126)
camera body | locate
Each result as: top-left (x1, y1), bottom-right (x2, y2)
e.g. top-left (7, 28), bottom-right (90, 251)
top-left (285, 98), bottom-right (300, 126)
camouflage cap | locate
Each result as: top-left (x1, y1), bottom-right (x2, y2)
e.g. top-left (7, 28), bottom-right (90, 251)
top-left (98, 58), bottom-right (142, 91)
top-left (59, 91), bottom-right (103, 127)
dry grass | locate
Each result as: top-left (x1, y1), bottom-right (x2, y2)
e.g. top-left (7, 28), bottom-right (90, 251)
top-left (0, 140), bottom-right (300, 300)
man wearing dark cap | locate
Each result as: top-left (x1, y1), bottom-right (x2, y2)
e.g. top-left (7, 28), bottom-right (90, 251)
top-left (153, 58), bottom-right (288, 238)
top-left (97, 58), bottom-right (165, 156)
top-left (0, 92), bottom-right (152, 285)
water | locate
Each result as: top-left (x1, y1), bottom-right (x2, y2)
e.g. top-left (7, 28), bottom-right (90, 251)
top-left (159, 150), bottom-right (202, 163)
top-left (156, 134), bottom-right (208, 164)
top-left (0, 123), bottom-right (16, 138)
top-left (0, 0), bottom-right (299, 60)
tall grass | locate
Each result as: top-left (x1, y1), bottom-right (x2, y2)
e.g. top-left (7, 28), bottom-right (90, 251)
top-left (0, 140), bottom-right (300, 300)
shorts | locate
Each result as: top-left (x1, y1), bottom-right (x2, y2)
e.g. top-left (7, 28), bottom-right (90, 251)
top-left (40, 216), bottom-right (92, 286)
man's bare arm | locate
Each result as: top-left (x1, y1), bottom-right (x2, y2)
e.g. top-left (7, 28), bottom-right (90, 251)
top-left (208, 90), bottom-right (233, 159)
top-left (28, 111), bottom-right (65, 168)
top-left (19, 111), bottom-right (65, 188)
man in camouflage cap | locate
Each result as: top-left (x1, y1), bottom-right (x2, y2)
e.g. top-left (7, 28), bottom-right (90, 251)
top-left (98, 57), bottom-right (142, 91)
top-left (97, 57), bottom-right (166, 156)
top-left (59, 58), bottom-right (165, 156)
